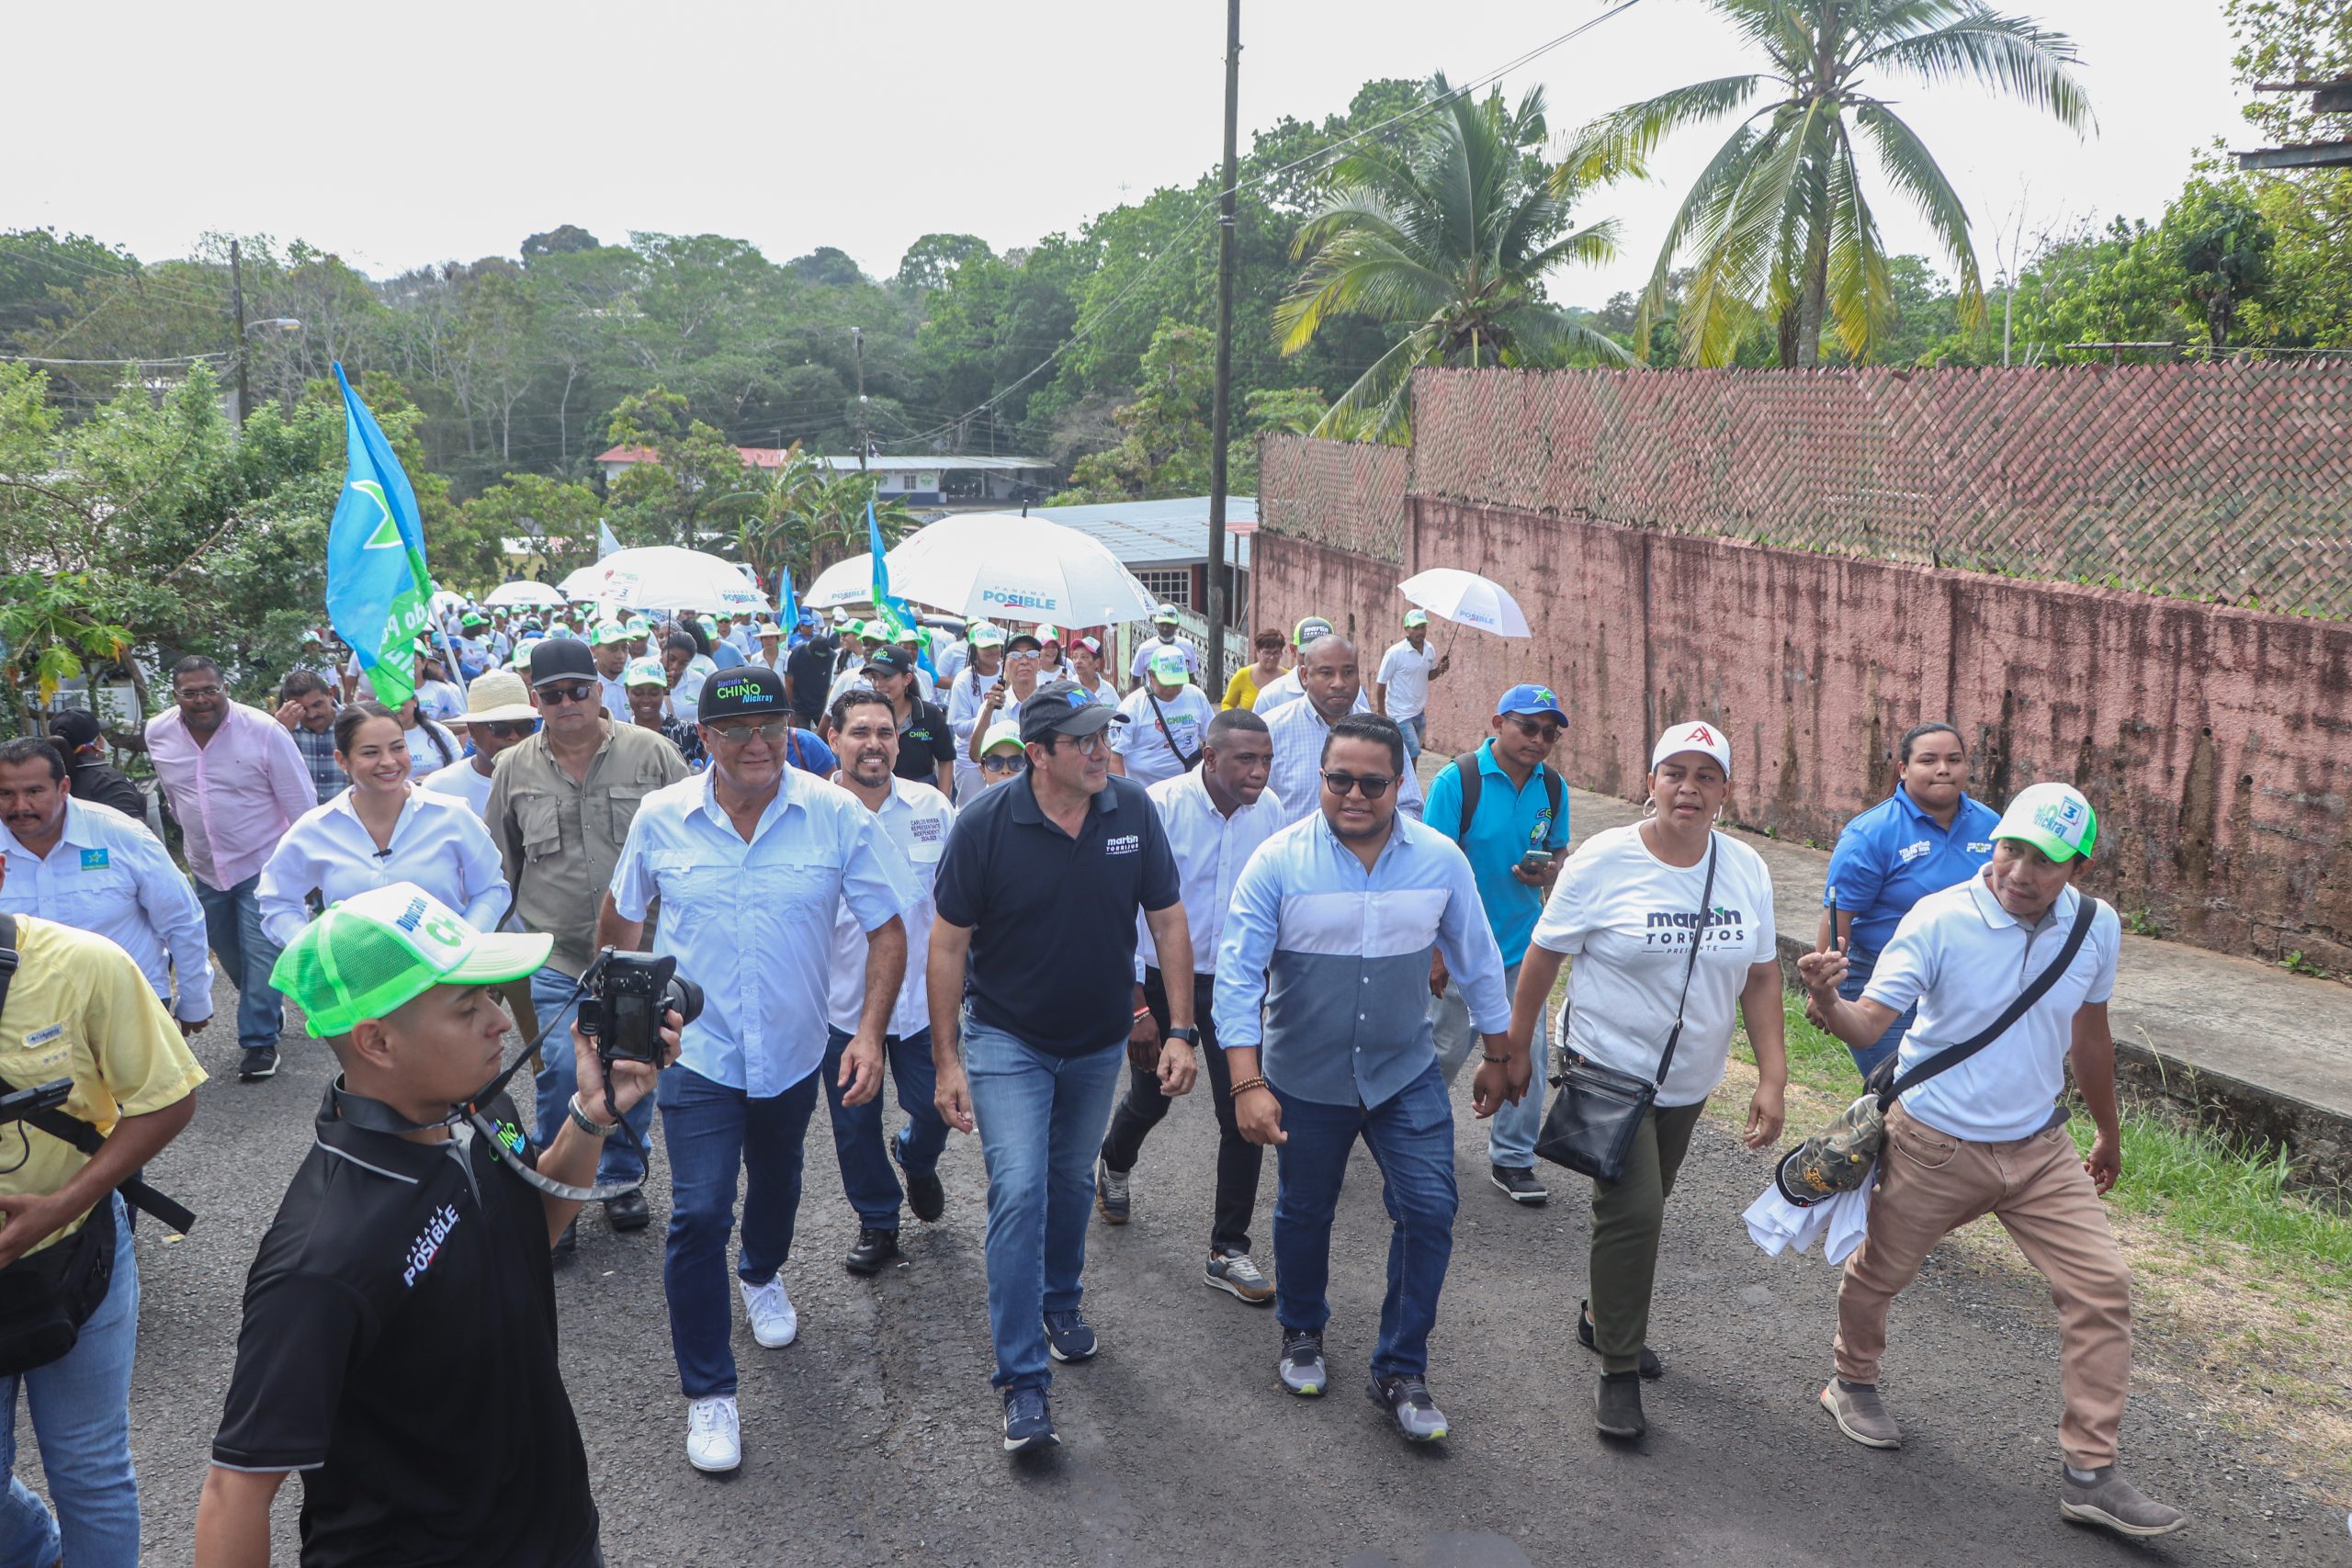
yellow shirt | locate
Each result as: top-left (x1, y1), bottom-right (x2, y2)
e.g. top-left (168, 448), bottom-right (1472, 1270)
top-left (1221, 664), bottom-right (1265, 712)
top-left (0, 915), bottom-right (206, 1254)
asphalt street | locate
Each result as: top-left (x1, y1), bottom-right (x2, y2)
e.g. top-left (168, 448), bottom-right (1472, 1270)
top-left (14, 972), bottom-right (2344, 1566)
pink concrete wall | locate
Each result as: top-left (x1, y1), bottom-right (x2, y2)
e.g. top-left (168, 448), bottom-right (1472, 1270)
top-left (1257, 502), bottom-right (2352, 970)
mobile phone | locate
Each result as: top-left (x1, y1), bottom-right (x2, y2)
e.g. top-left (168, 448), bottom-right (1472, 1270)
top-left (1519, 849), bottom-right (1554, 874)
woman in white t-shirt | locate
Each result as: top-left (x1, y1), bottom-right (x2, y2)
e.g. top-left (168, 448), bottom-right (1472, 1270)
top-left (1501, 720), bottom-right (1788, 1442)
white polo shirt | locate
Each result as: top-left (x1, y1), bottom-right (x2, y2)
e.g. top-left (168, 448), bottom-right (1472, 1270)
top-left (1375, 638), bottom-right (1439, 722)
top-left (827, 777), bottom-right (955, 1037)
top-left (255, 788), bottom-right (510, 948)
top-left (0, 799), bottom-right (214, 1021)
top-left (420, 757), bottom-right (495, 820)
top-left (1131, 769), bottom-right (1284, 976)
top-left (1864, 874), bottom-right (2120, 1144)
top-left (611, 768), bottom-right (912, 1096)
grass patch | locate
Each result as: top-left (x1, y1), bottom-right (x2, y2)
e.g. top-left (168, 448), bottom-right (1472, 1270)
top-left (1736, 995), bottom-right (2352, 1295)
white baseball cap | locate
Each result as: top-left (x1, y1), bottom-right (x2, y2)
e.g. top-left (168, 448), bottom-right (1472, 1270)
top-left (1650, 720), bottom-right (1732, 776)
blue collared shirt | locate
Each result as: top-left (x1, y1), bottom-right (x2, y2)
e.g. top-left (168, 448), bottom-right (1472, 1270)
top-left (0, 798), bottom-right (215, 1021)
top-left (1215, 811), bottom-right (1509, 1109)
top-left (1822, 786), bottom-right (2002, 964)
top-left (610, 768), bottom-right (913, 1096)
top-left (1419, 739), bottom-right (1569, 960)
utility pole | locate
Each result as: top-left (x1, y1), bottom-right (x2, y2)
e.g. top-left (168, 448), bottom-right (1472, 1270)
top-left (853, 326), bottom-right (869, 474)
top-left (230, 240), bottom-right (249, 427)
top-left (1204, 0), bottom-right (1241, 687)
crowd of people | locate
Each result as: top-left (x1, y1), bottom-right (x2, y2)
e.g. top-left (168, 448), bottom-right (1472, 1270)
top-left (0, 589), bottom-right (2188, 1565)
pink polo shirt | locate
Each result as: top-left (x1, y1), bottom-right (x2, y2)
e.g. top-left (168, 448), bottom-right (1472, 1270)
top-left (144, 703), bottom-right (316, 891)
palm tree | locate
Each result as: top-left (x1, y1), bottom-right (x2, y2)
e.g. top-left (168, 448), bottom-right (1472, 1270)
top-left (1276, 74), bottom-right (1629, 440)
top-left (1572, 0), bottom-right (2091, 367)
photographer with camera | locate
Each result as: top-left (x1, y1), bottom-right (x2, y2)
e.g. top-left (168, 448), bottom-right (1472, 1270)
top-left (194, 883), bottom-right (681, 1567)
top-left (598, 664), bottom-right (913, 1474)
top-left (0, 859), bottom-right (203, 1568)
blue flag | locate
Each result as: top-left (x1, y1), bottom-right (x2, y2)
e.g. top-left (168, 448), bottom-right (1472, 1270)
top-left (775, 565), bottom-right (801, 643)
top-left (867, 502), bottom-right (933, 677)
top-left (325, 365), bottom-right (435, 705)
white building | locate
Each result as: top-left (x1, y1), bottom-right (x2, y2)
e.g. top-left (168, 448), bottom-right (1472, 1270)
top-left (596, 446), bottom-right (1056, 507)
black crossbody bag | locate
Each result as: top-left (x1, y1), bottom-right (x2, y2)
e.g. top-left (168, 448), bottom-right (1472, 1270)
top-left (1535, 837), bottom-right (1719, 1182)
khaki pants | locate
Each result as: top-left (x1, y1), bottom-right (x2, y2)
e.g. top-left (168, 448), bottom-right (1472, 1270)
top-left (1835, 1102), bottom-right (2133, 1467)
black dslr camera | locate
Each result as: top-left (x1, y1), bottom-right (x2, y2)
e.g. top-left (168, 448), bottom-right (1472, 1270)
top-left (578, 949), bottom-right (705, 1066)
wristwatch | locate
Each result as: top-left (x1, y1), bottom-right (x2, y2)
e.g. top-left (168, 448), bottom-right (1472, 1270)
top-left (567, 1092), bottom-right (618, 1138)
top-left (1163, 1025), bottom-right (1201, 1046)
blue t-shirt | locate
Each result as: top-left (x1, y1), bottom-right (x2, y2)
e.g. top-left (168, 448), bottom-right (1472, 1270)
top-left (1419, 739), bottom-right (1569, 963)
top-left (782, 727), bottom-right (836, 778)
top-left (1822, 786), bottom-right (2001, 964)
top-left (708, 641), bottom-right (747, 671)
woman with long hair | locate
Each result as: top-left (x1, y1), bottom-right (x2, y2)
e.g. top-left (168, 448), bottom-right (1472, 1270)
top-left (257, 702), bottom-right (509, 947)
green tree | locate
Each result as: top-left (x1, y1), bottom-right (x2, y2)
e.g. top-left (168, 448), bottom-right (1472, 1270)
top-left (1054, 321), bottom-right (1218, 502)
top-left (459, 474), bottom-right (605, 586)
top-left (895, 234), bottom-right (993, 293)
top-left (740, 446), bottom-right (918, 589)
top-left (2160, 178), bottom-right (2276, 348)
top-left (601, 387), bottom-right (761, 549)
top-left (1577, 0), bottom-right (2091, 367)
top-left (522, 225), bottom-right (601, 262)
top-left (1276, 76), bottom-right (1626, 440)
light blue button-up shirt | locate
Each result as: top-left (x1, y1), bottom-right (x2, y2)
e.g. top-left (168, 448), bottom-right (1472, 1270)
top-left (0, 798), bottom-right (214, 1021)
top-left (1215, 810), bottom-right (1509, 1109)
top-left (610, 767), bottom-right (912, 1097)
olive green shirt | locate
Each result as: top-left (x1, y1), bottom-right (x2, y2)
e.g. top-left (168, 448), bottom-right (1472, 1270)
top-left (485, 720), bottom-right (688, 977)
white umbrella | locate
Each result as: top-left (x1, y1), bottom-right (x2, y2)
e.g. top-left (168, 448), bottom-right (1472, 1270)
top-left (803, 553), bottom-right (873, 610)
top-left (557, 561), bottom-right (611, 601)
top-left (428, 588), bottom-right (467, 615)
top-left (886, 513), bottom-right (1158, 626)
top-left (594, 546), bottom-right (773, 615)
top-left (1396, 567), bottom-right (1530, 637)
top-left (482, 580), bottom-right (567, 609)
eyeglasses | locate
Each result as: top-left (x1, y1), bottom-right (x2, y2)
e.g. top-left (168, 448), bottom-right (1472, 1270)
top-left (980, 754), bottom-right (1025, 775)
top-left (1320, 770), bottom-right (1396, 798)
top-left (1507, 715), bottom-right (1565, 745)
top-left (1006, 649), bottom-right (1043, 662)
top-left (174, 685), bottom-right (224, 701)
top-left (480, 720), bottom-right (539, 739)
top-left (1062, 731), bottom-right (1107, 757)
top-left (705, 718), bottom-right (790, 747)
top-left (535, 682), bottom-right (598, 706)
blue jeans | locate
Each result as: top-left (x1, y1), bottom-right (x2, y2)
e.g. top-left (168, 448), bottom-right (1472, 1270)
top-left (820, 1026), bottom-right (948, 1231)
top-left (1396, 713), bottom-right (1426, 761)
top-left (529, 968), bottom-right (654, 1186)
top-left (1839, 967), bottom-right (1914, 1081)
top-left (1430, 961), bottom-right (1544, 1168)
top-left (195, 873), bottom-right (283, 1053)
top-left (0, 1196), bottom-right (139, 1568)
top-left (657, 1063), bottom-right (820, 1399)
top-left (1272, 1062), bottom-right (1457, 1380)
top-left (961, 1020), bottom-right (1125, 1393)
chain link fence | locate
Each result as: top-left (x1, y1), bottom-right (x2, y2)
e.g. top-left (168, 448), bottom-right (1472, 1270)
top-left (1396, 362), bottom-right (2352, 617)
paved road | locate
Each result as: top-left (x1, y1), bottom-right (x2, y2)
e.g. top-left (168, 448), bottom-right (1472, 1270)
top-left (14, 974), bottom-right (2342, 1566)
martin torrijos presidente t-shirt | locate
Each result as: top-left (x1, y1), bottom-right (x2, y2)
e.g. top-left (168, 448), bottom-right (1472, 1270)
top-left (1529, 823), bottom-right (1777, 1107)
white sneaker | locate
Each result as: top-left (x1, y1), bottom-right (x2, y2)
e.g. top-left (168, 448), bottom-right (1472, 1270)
top-left (740, 1275), bottom-right (797, 1348)
top-left (685, 1395), bottom-right (741, 1472)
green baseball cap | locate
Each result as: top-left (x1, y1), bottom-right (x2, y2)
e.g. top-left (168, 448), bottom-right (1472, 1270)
top-left (979, 720), bottom-right (1023, 756)
top-left (1993, 782), bottom-right (2098, 863)
top-left (1149, 647), bottom-right (1190, 684)
top-left (1403, 608), bottom-right (1427, 628)
top-left (622, 656), bottom-right (668, 688)
top-left (625, 615), bottom-right (652, 637)
top-left (270, 883), bottom-right (551, 1039)
top-left (591, 620), bottom-right (633, 647)
top-left (968, 622), bottom-right (1006, 649)
top-left (1294, 615), bottom-right (1334, 647)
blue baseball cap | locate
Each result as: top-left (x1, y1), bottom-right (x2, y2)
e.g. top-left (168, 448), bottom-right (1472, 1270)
top-left (1497, 683), bottom-right (1566, 724)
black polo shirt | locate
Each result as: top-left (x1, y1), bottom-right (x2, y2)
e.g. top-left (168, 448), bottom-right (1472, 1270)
top-left (211, 1087), bottom-right (598, 1568)
top-left (894, 698), bottom-right (956, 784)
top-left (933, 772), bottom-right (1180, 1057)
top-left (786, 635), bottom-right (835, 719)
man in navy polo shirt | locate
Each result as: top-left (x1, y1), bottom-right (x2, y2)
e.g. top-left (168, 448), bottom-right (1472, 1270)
top-left (928, 680), bottom-right (1200, 1453)
top-left (1422, 683), bottom-right (1570, 1204)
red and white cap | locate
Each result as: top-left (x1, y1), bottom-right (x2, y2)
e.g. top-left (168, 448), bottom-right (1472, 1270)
top-left (1650, 720), bottom-right (1732, 776)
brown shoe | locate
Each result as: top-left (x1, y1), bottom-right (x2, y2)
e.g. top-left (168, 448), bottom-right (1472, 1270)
top-left (2060, 1465), bottom-right (2186, 1539)
top-left (1819, 1380), bottom-right (1902, 1449)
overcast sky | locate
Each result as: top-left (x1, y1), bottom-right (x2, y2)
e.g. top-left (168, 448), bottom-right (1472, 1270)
top-left (18, 0), bottom-right (2251, 307)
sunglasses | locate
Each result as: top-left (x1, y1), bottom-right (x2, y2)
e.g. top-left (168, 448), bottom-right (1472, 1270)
top-left (1321, 770), bottom-right (1396, 799)
top-left (535, 682), bottom-right (598, 706)
top-left (480, 720), bottom-right (539, 739)
top-left (979, 753), bottom-right (1025, 775)
top-left (1506, 715), bottom-right (1565, 744)
top-left (705, 718), bottom-right (790, 747)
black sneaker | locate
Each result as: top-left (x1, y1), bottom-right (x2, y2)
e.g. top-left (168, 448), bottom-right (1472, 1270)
top-left (1094, 1159), bottom-right (1130, 1224)
top-left (1001, 1387), bottom-right (1057, 1452)
top-left (892, 1133), bottom-right (945, 1223)
top-left (1490, 1164), bottom-right (1549, 1204)
top-left (605, 1188), bottom-right (650, 1233)
top-left (1595, 1370), bottom-right (1645, 1439)
top-left (845, 1226), bottom-right (901, 1276)
top-left (1366, 1373), bottom-right (1451, 1442)
top-left (1043, 1309), bottom-right (1098, 1363)
top-left (1578, 1298), bottom-right (1663, 1378)
top-left (1279, 1328), bottom-right (1327, 1396)
top-left (550, 1217), bottom-right (578, 1265)
top-left (237, 1045), bottom-right (279, 1081)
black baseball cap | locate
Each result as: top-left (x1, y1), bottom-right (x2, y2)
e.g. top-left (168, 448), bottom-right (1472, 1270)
top-left (47, 710), bottom-right (103, 753)
top-left (865, 646), bottom-right (914, 679)
top-left (526, 637), bottom-right (597, 688)
top-left (697, 665), bottom-right (788, 722)
top-left (1019, 680), bottom-right (1121, 746)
